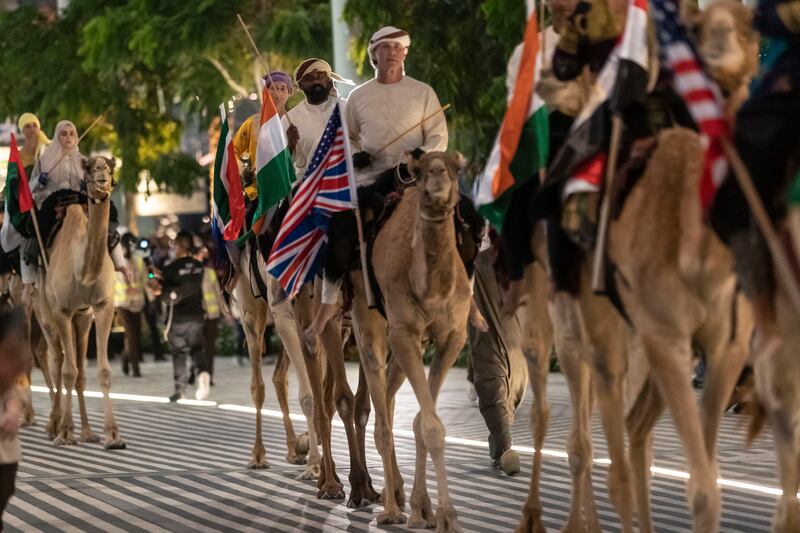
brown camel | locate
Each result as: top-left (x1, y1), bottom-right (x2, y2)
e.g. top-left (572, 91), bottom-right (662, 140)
top-left (230, 246), bottom-right (321, 477)
top-left (43, 156), bottom-right (124, 449)
top-left (351, 151), bottom-right (470, 531)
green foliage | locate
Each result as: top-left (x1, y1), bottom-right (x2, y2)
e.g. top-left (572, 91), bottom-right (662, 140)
top-left (343, 0), bottom-right (527, 168)
top-left (0, 0), bottom-right (332, 195)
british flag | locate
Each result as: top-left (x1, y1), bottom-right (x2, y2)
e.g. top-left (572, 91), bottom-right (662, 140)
top-left (266, 102), bottom-right (358, 299)
top-left (652, 0), bottom-right (729, 211)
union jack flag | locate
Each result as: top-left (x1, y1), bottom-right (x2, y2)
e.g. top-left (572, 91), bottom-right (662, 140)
top-left (652, 0), bottom-right (729, 211)
top-left (267, 102), bottom-right (358, 299)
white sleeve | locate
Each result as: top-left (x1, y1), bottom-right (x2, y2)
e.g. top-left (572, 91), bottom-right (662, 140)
top-left (420, 85), bottom-right (448, 153)
top-left (344, 92), bottom-right (362, 152)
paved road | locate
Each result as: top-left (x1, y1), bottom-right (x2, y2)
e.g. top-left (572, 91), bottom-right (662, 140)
top-left (9, 357), bottom-right (778, 532)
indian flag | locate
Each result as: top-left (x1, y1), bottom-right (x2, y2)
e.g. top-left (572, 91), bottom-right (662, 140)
top-left (473, 10), bottom-right (548, 230)
top-left (212, 105), bottom-right (246, 241)
top-left (252, 84), bottom-right (295, 234)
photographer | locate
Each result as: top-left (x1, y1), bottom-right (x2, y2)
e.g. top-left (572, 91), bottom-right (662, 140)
top-left (150, 231), bottom-right (210, 402)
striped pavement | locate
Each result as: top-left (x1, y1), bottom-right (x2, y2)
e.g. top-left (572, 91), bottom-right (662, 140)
top-left (8, 358), bottom-right (778, 532)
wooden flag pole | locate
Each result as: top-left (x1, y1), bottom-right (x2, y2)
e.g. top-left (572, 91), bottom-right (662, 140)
top-left (354, 209), bottom-right (376, 307)
top-left (590, 114), bottom-right (623, 292)
top-left (722, 138), bottom-right (800, 313)
top-left (372, 104), bottom-right (451, 156)
top-left (236, 14), bottom-right (274, 84)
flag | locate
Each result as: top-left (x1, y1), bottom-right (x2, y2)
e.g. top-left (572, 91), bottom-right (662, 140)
top-left (5, 133), bottom-right (33, 233)
top-left (473, 10), bottom-right (549, 230)
top-left (267, 102), bottom-right (357, 300)
top-left (211, 105), bottom-right (246, 241)
top-left (652, 0), bottom-right (729, 210)
top-left (609, 0), bottom-right (650, 115)
top-left (252, 85), bottom-right (295, 234)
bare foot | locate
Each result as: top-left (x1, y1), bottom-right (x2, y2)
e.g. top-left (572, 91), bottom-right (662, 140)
top-left (469, 298), bottom-right (489, 332)
top-left (305, 302), bottom-right (340, 339)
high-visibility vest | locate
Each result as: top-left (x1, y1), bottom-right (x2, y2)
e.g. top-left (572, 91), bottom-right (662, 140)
top-left (114, 255), bottom-right (146, 312)
top-left (202, 267), bottom-right (221, 319)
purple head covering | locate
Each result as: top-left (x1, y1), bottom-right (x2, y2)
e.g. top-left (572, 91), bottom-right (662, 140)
top-left (262, 71), bottom-right (293, 93)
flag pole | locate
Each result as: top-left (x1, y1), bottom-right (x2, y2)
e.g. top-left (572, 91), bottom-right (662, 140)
top-left (354, 210), bottom-right (375, 307)
top-left (721, 139), bottom-right (800, 313)
top-left (538, 0), bottom-right (547, 185)
top-left (372, 104), bottom-right (451, 156)
top-left (590, 114), bottom-right (623, 292)
top-left (29, 207), bottom-right (48, 273)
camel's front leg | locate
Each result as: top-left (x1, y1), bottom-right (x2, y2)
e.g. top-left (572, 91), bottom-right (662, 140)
top-left (626, 374), bottom-right (663, 533)
top-left (74, 312), bottom-right (100, 443)
top-left (93, 300), bottom-right (125, 449)
top-left (319, 315), bottom-right (379, 508)
top-left (271, 348), bottom-right (301, 464)
top-left (350, 277), bottom-right (405, 524)
top-left (239, 293), bottom-right (269, 469)
top-left (52, 311), bottom-right (78, 446)
top-left (269, 280), bottom-right (321, 480)
top-left (391, 322), bottom-right (462, 533)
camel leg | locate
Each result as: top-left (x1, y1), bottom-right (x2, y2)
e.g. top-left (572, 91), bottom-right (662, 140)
top-left (318, 314), bottom-right (379, 508)
top-left (45, 331), bottom-right (63, 441)
top-left (641, 330), bottom-right (720, 533)
top-left (293, 288), bottom-right (343, 499)
top-left (393, 324), bottom-right (464, 533)
top-left (238, 288), bottom-right (269, 469)
top-left (272, 349), bottom-right (301, 464)
top-left (626, 374), bottom-right (663, 533)
top-left (354, 364), bottom-right (372, 475)
top-left (268, 277), bottom-right (321, 479)
top-left (52, 311), bottom-right (78, 446)
top-left (73, 312), bottom-right (100, 443)
top-left (350, 276), bottom-right (405, 523)
top-left (20, 302), bottom-right (36, 426)
top-left (93, 300), bottom-right (125, 449)
top-left (386, 354), bottom-right (407, 509)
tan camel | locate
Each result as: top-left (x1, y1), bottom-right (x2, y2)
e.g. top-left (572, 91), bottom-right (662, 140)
top-left (43, 156), bottom-right (124, 449)
top-left (290, 281), bottom-right (378, 508)
top-left (349, 151), bottom-right (470, 531)
top-left (230, 246), bottom-right (321, 477)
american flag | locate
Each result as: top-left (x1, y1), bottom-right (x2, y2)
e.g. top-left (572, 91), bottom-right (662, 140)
top-left (266, 102), bottom-right (358, 299)
top-left (652, 0), bottom-right (729, 211)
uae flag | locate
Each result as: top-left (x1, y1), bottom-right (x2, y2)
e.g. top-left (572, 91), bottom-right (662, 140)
top-left (551, 0), bottom-right (650, 198)
top-left (212, 105), bottom-right (246, 241)
top-left (5, 133), bottom-right (33, 231)
top-left (473, 9), bottom-right (549, 230)
top-left (251, 84), bottom-right (295, 234)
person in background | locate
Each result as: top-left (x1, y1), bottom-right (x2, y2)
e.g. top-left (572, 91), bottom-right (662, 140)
top-left (114, 233), bottom-right (148, 377)
top-left (197, 243), bottom-right (222, 386)
top-left (151, 231), bottom-right (210, 402)
top-left (0, 307), bottom-right (30, 527)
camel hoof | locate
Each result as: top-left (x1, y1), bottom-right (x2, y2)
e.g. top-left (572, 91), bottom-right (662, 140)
top-left (516, 506), bottom-right (546, 533)
top-left (317, 484), bottom-right (345, 500)
top-left (82, 432), bottom-right (102, 443)
top-left (407, 514), bottom-right (436, 529)
top-left (53, 435), bottom-right (78, 446)
top-left (500, 449), bottom-right (521, 476)
top-left (21, 415), bottom-right (37, 427)
top-left (248, 459), bottom-right (270, 470)
top-left (436, 505), bottom-right (462, 533)
top-left (377, 508), bottom-right (407, 525)
top-left (295, 432), bottom-right (310, 455)
top-left (104, 438), bottom-right (127, 450)
top-left (297, 462), bottom-right (321, 481)
top-left (285, 451), bottom-right (307, 465)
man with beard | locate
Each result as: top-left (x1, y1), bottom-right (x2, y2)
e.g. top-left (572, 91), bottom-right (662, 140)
top-left (284, 59), bottom-right (348, 180)
top-left (307, 25), bottom-right (449, 335)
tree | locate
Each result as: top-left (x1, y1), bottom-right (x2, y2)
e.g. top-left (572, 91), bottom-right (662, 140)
top-left (343, 0), bottom-right (526, 170)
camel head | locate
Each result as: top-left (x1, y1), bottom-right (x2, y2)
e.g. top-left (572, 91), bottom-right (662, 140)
top-left (406, 151), bottom-right (463, 219)
top-left (691, 0), bottom-right (759, 96)
top-left (83, 156), bottom-right (116, 201)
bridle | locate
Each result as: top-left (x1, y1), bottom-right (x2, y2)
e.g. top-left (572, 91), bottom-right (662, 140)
top-left (86, 166), bottom-right (112, 204)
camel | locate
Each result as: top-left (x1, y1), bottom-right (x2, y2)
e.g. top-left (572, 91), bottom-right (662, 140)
top-left (42, 155), bottom-right (124, 449)
top-left (230, 245), bottom-right (321, 477)
top-left (347, 151), bottom-right (470, 531)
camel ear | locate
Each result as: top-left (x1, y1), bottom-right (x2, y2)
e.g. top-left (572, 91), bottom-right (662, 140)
top-left (104, 156), bottom-right (116, 173)
top-left (403, 150), bottom-right (420, 178)
top-left (452, 152), bottom-right (466, 172)
top-left (680, 0), bottom-right (702, 35)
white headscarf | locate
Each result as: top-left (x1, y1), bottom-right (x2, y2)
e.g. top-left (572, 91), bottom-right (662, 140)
top-left (368, 26), bottom-right (411, 60)
top-left (31, 120), bottom-right (85, 203)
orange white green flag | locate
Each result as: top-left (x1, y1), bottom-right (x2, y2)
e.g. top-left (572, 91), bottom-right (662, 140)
top-left (473, 10), bottom-right (548, 230)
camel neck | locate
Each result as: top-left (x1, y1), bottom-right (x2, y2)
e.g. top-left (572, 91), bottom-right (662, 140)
top-left (81, 197), bottom-right (111, 284)
top-left (411, 208), bottom-right (457, 301)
